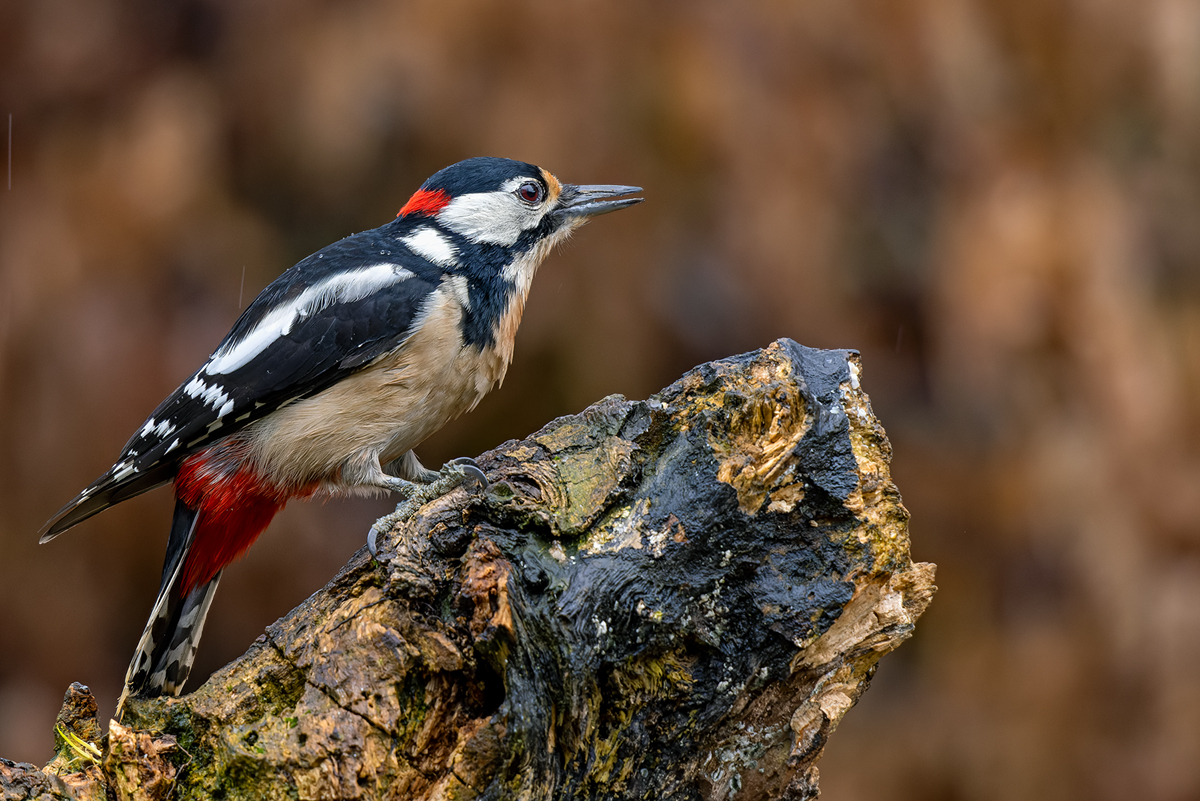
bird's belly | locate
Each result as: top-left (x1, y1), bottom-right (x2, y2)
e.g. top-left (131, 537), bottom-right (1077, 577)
top-left (242, 291), bottom-right (508, 490)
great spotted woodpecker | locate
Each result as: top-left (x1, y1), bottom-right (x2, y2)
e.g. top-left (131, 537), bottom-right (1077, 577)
top-left (39, 157), bottom-right (642, 715)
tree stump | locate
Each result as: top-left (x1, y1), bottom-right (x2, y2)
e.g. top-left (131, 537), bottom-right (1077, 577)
top-left (3, 339), bottom-right (935, 801)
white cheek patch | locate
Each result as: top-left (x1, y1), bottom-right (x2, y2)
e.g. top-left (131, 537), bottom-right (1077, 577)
top-left (401, 226), bottom-right (459, 267)
top-left (438, 184), bottom-right (543, 246)
top-left (207, 263), bottom-right (414, 375)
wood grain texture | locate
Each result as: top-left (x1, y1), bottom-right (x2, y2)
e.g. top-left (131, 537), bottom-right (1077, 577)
top-left (8, 340), bottom-right (934, 801)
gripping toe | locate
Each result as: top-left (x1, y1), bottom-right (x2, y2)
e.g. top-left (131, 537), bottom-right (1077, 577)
top-left (446, 457), bottom-right (488, 489)
top-left (368, 460), bottom-right (486, 558)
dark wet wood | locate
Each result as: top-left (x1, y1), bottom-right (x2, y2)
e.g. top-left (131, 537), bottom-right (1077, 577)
top-left (5, 340), bottom-right (934, 801)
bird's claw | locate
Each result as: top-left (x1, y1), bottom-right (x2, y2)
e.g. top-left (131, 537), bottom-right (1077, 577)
top-left (445, 456), bottom-right (488, 489)
top-left (367, 457), bottom-right (488, 559)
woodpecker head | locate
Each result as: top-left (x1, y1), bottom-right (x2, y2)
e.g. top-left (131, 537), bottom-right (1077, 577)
top-left (395, 157), bottom-right (642, 276)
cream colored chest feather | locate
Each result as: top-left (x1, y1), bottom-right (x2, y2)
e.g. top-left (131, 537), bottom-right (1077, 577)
top-left (243, 287), bottom-right (512, 484)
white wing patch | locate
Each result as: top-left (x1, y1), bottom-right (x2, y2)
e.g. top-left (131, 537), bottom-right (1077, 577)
top-left (184, 375), bottom-right (230, 410)
top-left (138, 417), bottom-right (177, 439)
top-left (438, 179), bottom-right (544, 246)
top-left (206, 263), bottom-right (414, 375)
top-left (401, 226), bottom-right (459, 267)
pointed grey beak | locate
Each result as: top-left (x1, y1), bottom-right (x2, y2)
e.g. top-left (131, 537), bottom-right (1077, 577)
top-left (555, 184), bottom-right (644, 221)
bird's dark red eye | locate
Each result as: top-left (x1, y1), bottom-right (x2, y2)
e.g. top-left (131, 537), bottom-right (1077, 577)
top-left (518, 181), bottom-right (544, 203)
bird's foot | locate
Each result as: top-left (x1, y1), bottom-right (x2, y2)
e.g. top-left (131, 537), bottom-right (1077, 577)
top-left (367, 458), bottom-right (489, 558)
top-left (442, 456), bottom-right (488, 489)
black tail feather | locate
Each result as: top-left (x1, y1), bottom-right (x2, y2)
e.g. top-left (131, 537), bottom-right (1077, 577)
top-left (116, 500), bottom-right (220, 719)
top-left (158, 497), bottom-right (200, 595)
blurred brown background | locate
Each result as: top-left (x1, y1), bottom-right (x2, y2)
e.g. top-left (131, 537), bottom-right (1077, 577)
top-left (3, 0), bottom-right (1200, 797)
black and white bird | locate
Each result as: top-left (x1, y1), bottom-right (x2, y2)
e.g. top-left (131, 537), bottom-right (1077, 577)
top-left (39, 157), bottom-right (642, 715)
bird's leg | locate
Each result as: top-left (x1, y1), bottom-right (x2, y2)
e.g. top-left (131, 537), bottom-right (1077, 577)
top-left (367, 455), bottom-right (488, 557)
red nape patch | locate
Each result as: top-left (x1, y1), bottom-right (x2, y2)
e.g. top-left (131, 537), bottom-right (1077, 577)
top-left (175, 453), bottom-right (314, 596)
top-left (397, 188), bottom-right (450, 218)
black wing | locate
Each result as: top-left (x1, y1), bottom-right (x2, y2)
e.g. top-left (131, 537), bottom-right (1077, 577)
top-left (41, 225), bottom-right (445, 540)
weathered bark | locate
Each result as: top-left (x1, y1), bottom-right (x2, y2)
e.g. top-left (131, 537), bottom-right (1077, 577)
top-left (4, 339), bottom-right (935, 801)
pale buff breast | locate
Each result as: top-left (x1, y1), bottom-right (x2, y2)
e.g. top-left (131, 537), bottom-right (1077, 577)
top-left (241, 286), bottom-right (510, 490)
